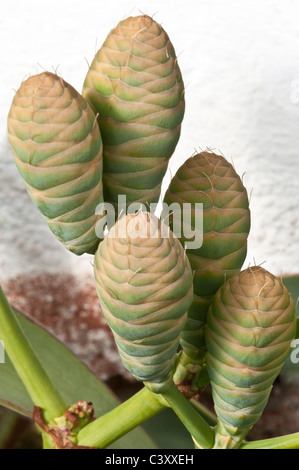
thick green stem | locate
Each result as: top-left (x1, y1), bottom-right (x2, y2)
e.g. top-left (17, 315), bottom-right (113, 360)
top-left (161, 380), bottom-right (214, 449)
top-left (77, 386), bottom-right (166, 448)
top-left (240, 432), bottom-right (299, 450)
top-left (0, 286), bottom-right (66, 423)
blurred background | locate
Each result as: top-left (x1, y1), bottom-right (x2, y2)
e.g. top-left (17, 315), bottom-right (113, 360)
top-left (0, 0), bottom-right (298, 448)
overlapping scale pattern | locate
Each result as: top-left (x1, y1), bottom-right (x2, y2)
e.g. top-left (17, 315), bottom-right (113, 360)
top-left (94, 211), bottom-right (193, 391)
top-left (205, 266), bottom-right (296, 448)
top-left (82, 14), bottom-right (185, 211)
top-left (7, 72), bottom-right (104, 255)
top-left (163, 151), bottom-right (250, 372)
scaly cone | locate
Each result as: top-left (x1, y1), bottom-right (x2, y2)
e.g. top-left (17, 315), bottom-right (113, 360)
top-left (7, 71), bottom-right (104, 255)
top-left (163, 151), bottom-right (250, 388)
top-left (82, 15), bottom-right (185, 212)
top-left (205, 266), bottom-right (296, 448)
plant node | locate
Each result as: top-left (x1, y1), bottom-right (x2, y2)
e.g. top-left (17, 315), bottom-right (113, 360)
top-left (33, 401), bottom-right (96, 449)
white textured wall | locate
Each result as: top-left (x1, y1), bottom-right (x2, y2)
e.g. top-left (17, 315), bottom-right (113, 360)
top-left (1, 0), bottom-right (299, 283)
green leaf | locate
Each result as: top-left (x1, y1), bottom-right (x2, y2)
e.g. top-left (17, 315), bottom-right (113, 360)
top-left (0, 310), bottom-right (156, 449)
top-left (142, 408), bottom-right (194, 449)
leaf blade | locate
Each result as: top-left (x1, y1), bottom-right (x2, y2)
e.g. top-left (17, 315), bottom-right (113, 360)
top-left (0, 310), bottom-right (156, 449)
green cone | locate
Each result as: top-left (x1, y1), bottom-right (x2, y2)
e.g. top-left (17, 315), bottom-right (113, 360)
top-left (205, 266), bottom-right (296, 448)
top-left (82, 14), bottom-right (185, 212)
top-left (163, 151), bottom-right (250, 381)
top-left (7, 72), bottom-right (104, 255)
top-left (94, 211), bottom-right (193, 393)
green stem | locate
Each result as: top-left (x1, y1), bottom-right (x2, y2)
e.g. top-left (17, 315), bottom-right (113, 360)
top-left (77, 386), bottom-right (166, 448)
top-left (42, 432), bottom-right (56, 449)
top-left (0, 286), bottom-right (66, 423)
top-left (161, 380), bottom-right (214, 449)
top-left (240, 432), bottom-right (299, 450)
